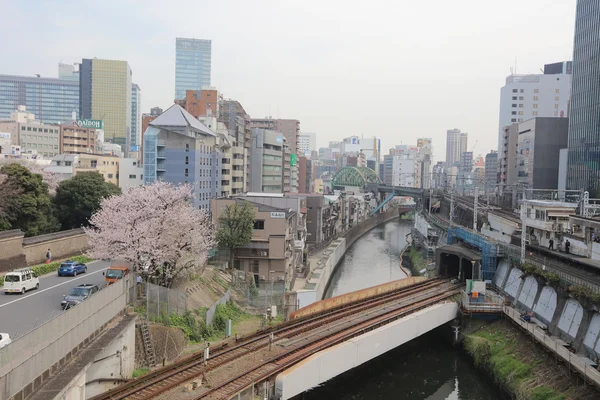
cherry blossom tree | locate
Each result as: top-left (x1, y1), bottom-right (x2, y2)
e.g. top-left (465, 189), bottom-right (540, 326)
top-left (85, 181), bottom-right (216, 287)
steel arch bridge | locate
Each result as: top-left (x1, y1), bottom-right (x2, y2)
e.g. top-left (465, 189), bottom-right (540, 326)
top-left (331, 166), bottom-right (382, 188)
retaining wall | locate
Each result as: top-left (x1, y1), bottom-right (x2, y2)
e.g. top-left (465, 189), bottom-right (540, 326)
top-left (296, 207), bottom-right (401, 308)
top-left (494, 261), bottom-right (600, 362)
top-left (0, 228), bottom-right (88, 272)
top-left (0, 277), bottom-right (130, 400)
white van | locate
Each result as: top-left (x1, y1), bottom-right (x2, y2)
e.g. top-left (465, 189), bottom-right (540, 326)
top-left (3, 269), bottom-right (40, 294)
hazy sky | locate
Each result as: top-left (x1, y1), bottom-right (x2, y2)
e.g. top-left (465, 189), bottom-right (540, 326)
top-left (2, 0), bottom-right (576, 162)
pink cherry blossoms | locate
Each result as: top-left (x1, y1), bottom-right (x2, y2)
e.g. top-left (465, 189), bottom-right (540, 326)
top-left (85, 181), bottom-right (216, 287)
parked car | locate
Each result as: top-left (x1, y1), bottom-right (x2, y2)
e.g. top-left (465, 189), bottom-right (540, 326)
top-left (3, 269), bottom-right (39, 294)
top-left (58, 261), bottom-right (88, 277)
top-left (0, 333), bottom-right (11, 348)
top-left (61, 284), bottom-right (99, 310)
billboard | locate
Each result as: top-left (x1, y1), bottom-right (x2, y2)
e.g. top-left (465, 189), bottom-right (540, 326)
top-left (77, 119), bottom-right (103, 129)
top-left (417, 138), bottom-right (432, 148)
top-left (275, 135), bottom-right (283, 144)
top-left (290, 153), bottom-right (297, 166)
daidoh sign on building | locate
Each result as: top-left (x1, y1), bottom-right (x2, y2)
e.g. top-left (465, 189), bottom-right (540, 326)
top-left (76, 119), bottom-right (103, 130)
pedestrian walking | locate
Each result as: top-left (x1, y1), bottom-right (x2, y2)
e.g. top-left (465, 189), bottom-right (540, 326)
top-left (45, 249), bottom-right (52, 263)
top-left (565, 240), bottom-right (571, 254)
top-left (548, 238), bottom-right (554, 250)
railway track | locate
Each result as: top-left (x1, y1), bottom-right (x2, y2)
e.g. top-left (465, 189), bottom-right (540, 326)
top-left (195, 285), bottom-right (461, 400)
top-left (90, 278), bottom-right (454, 400)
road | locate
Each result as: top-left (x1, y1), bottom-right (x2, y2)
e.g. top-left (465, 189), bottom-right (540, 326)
top-left (0, 260), bottom-right (110, 339)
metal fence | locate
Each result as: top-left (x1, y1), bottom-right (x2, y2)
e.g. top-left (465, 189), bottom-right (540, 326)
top-left (141, 281), bottom-right (188, 318)
top-left (206, 289), bottom-right (231, 326)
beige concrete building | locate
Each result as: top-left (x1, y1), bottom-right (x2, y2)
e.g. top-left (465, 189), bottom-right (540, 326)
top-left (45, 153), bottom-right (121, 186)
top-left (60, 121), bottom-right (99, 154)
top-left (212, 198), bottom-right (298, 289)
top-left (0, 106), bottom-right (61, 158)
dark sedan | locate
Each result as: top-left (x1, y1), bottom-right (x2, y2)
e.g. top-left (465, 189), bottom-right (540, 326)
top-left (61, 284), bottom-right (99, 309)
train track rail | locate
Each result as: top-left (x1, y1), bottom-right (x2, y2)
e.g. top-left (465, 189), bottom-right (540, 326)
top-left (90, 278), bottom-right (454, 400)
top-left (195, 285), bottom-right (461, 400)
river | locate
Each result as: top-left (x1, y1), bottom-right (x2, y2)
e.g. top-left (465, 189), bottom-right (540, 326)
top-left (306, 219), bottom-right (502, 400)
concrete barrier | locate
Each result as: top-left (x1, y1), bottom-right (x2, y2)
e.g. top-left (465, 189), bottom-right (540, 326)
top-left (291, 276), bottom-right (427, 319)
top-left (0, 278), bottom-right (130, 400)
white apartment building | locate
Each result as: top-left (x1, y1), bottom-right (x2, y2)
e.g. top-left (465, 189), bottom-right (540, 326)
top-left (298, 132), bottom-right (316, 156)
top-left (391, 155), bottom-right (421, 188)
top-left (497, 67), bottom-right (571, 152)
top-left (445, 129), bottom-right (468, 168)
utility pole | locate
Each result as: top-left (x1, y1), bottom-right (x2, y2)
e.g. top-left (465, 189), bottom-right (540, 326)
top-left (520, 191), bottom-right (526, 264)
top-left (450, 190), bottom-right (455, 226)
top-left (473, 187), bottom-right (479, 232)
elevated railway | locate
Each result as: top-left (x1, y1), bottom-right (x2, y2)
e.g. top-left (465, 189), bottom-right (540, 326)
top-left (91, 278), bottom-right (460, 400)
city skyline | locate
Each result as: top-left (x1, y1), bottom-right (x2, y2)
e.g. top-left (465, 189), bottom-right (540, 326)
top-left (1, 0), bottom-right (576, 161)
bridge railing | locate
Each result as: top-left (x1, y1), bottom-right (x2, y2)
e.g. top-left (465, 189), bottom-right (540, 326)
top-left (0, 277), bottom-right (131, 400)
top-left (461, 291), bottom-right (503, 314)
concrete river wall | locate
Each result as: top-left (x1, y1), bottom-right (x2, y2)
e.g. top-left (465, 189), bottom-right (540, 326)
top-left (292, 207), bottom-right (401, 310)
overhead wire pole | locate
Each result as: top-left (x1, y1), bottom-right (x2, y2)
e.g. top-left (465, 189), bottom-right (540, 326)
top-left (473, 187), bottom-right (479, 232)
top-left (520, 190), bottom-right (527, 264)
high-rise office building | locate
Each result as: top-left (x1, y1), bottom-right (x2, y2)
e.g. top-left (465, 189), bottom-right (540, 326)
top-left (250, 128), bottom-right (287, 193)
top-left (175, 38), bottom-right (212, 101)
top-left (0, 75), bottom-right (79, 124)
top-left (485, 151), bottom-right (498, 194)
top-left (250, 118), bottom-right (301, 154)
top-left (445, 129), bottom-right (468, 167)
top-left (567, 1), bottom-right (600, 192)
top-left (298, 132), bottom-right (317, 156)
top-left (79, 58), bottom-right (132, 153)
top-left (131, 83), bottom-right (141, 151)
top-left (498, 64), bottom-right (571, 154)
top-left (517, 117), bottom-right (569, 189)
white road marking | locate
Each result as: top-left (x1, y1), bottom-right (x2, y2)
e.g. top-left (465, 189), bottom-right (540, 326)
top-left (0, 266), bottom-right (109, 309)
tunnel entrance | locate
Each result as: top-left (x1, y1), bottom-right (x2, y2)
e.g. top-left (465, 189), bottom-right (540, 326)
top-left (436, 244), bottom-right (481, 281)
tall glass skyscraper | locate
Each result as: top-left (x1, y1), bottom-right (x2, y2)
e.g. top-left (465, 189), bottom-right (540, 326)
top-left (175, 38), bottom-right (211, 100)
top-left (0, 75), bottom-right (79, 124)
top-left (567, 0), bottom-right (600, 192)
top-left (79, 58), bottom-right (132, 152)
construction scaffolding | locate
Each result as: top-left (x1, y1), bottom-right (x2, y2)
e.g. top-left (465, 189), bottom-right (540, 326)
top-left (448, 225), bottom-right (499, 282)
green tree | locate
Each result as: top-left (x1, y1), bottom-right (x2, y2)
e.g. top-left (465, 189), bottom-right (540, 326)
top-left (216, 201), bottom-right (255, 269)
top-left (0, 163), bottom-right (58, 236)
top-left (53, 172), bottom-right (121, 229)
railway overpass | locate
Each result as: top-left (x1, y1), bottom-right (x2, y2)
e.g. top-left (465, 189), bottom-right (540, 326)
top-left (90, 277), bottom-right (461, 400)
top-left (329, 166), bottom-right (428, 214)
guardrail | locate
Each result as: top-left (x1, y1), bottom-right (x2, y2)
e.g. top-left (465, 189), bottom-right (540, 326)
top-left (461, 291), bottom-right (503, 314)
top-left (0, 278), bottom-right (131, 400)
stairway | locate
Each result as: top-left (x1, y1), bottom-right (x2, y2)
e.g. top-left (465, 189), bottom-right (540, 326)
top-left (140, 322), bottom-right (157, 367)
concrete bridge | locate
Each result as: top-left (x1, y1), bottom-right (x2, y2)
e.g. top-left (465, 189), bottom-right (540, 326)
top-left (90, 277), bottom-right (461, 400)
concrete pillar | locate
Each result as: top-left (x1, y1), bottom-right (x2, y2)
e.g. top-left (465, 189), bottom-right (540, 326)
top-left (574, 307), bottom-right (592, 352)
top-left (530, 279), bottom-right (545, 315)
top-left (512, 272), bottom-right (526, 308)
top-left (550, 293), bottom-right (569, 333)
top-left (498, 261), bottom-right (511, 290)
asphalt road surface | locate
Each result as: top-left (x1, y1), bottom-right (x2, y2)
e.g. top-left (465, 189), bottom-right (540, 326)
top-left (0, 260), bottom-right (110, 339)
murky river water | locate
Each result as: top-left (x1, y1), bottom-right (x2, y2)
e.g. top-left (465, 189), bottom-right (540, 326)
top-left (306, 220), bottom-right (502, 400)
